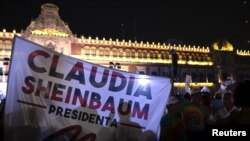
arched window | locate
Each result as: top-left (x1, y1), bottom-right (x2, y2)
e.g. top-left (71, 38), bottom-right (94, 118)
top-left (182, 55), bottom-right (187, 60)
top-left (131, 49), bottom-right (136, 58)
top-left (118, 49), bottom-right (123, 58)
top-left (149, 51), bottom-right (154, 58)
top-left (165, 51), bottom-right (170, 59)
top-left (104, 48), bottom-right (110, 57)
top-left (154, 51), bottom-right (159, 59)
top-left (200, 55), bottom-right (206, 61)
top-left (90, 47), bottom-right (96, 56)
top-left (99, 47), bottom-right (104, 56)
top-left (205, 55), bottom-right (210, 61)
top-left (125, 49), bottom-right (130, 58)
top-left (160, 51), bottom-right (166, 59)
top-left (83, 46), bottom-right (90, 55)
top-left (196, 54), bottom-right (200, 60)
top-left (112, 48), bottom-right (118, 57)
top-left (181, 53), bottom-right (185, 60)
top-left (178, 54), bottom-right (182, 60)
top-left (186, 53), bottom-right (190, 61)
top-left (143, 50), bottom-right (147, 58)
top-left (169, 54), bottom-right (172, 59)
top-left (189, 54), bottom-right (192, 60)
top-left (138, 50), bottom-right (143, 58)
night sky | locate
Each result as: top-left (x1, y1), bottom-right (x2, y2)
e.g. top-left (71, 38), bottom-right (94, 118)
top-left (0, 0), bottom-right (249, 49)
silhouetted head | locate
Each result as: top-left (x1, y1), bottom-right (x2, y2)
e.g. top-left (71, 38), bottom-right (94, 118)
top-left (191, 88), bottom-right (202, 104)
top-left (166, 96), bottom-right (179, 114)
top-left (232, 80), bottom-right (250, 108)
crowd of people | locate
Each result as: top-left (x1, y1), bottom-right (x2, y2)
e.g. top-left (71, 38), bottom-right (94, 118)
top-left (0, 80), bottom-right (249, 141)
top-left (160, 79), bottom-right (250, 141)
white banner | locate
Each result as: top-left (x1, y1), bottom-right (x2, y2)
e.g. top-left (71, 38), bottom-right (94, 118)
top-left (4, 36), bottom-right (171, 141)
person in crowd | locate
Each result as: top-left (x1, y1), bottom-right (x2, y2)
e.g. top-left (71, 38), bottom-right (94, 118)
top-left (183, 92), bottom-right (191, 102)
top-left (215, 91), bottom-right (238, 121)
top-left (182, 88), bottom-right (209, 141)
top-left (218, 80), bottom-right (250, 124)
top-left (160, 96), bottom-right (186, 141)
top-left (201, 91), bottom-right (211, 116)
top-left (210, 92), bottom-right (223, 117)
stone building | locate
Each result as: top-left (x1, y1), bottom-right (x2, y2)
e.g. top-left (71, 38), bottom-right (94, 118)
top-left (0, 3), bottom-right (250, 93)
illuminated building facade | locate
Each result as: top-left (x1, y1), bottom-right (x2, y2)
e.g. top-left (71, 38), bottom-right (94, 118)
top-left (0, 3), bottom-right (250, 91)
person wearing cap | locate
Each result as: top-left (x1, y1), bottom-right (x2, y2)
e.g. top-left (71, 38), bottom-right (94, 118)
top-left (160, 96), bottom-right (186, 141)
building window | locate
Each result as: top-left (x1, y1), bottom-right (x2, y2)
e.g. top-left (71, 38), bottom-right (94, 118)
top-left (160, 54), bottom-right (164, 59)
top-left (131, 49), bottom-right (136, 58)
top-left (154, 51), bottom-right (159, 59)
top-left (125, 49), bottom-right (130, 58)
top-left (178, 55), bottom-right (182, 60)
top-left (99, 50), bottom-right (104, 56)
top-left (143, 50), bottom-right (147, 58)
top-left (161, 51), bottom-right (167, 59)
top-left (169, 54), bottom-right (172, 59)
top-left (91, 50), bottom-right (96, 56)
top-left (182, 55), bottom-right (186, 60)
top-left (193, 56), bottom-right (197, 61)
top-left (90, 47), bottom-right (96, 56)
top-left (138, 50), bottom-right (142, 58)
top-left (84, 49), bottom-right (90, 55)
top-left (194, 54), bottom-right (199, 61)
top-left (112, 49), bottom-right (117, 57)
top-left (99, 47), bottom-right (104, 56)
top-left (118, 49), bottom-right (123, 58)
top-left (104, 49), bottom-right (110, 57)
top-left (149, 51), bottom-right (154, 59)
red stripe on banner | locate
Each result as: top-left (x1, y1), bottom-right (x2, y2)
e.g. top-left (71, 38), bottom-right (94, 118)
top-left (120, 122), bottom-right (146, 129)
top-left (17, 99), bottom-right (47, 109)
